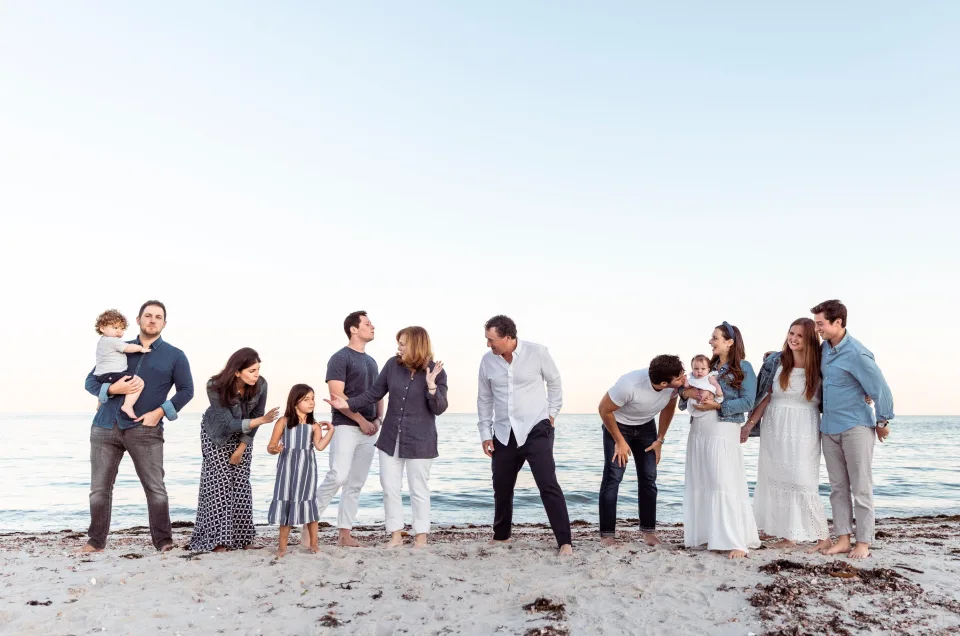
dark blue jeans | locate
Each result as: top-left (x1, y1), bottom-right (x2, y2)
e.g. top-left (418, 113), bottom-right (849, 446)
top-left (599, 420), bottom-right (658, 536)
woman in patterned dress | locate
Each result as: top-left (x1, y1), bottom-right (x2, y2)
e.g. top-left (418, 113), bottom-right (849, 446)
top-left (189, 348), bottom-right (279, 553)
top-left (267, 384), bottom-right (334, 557)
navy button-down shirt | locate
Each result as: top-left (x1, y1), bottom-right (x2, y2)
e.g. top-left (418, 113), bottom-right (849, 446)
top-left (84, 335), bottom-right (194, 429)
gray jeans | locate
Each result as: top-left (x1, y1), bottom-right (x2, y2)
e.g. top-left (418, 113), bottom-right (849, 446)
top-left (88, 424), bottom-right (172, 550)
top-left (822, 425), bottom-right (876, 544)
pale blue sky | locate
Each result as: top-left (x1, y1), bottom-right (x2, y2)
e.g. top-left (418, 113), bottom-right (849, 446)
top-left (1, 2), bottom-right (957, 414)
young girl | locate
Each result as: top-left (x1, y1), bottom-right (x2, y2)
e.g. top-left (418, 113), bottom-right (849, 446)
top-left (267, 384), bottom-right (334, 557)
top-left (684, 354), bottom-right (724, 416)
top-left (93, 309), bottom-right (151, 419)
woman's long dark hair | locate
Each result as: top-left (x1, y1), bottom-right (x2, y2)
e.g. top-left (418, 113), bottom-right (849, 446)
top-left (209, 347), bottom-right (261, 408)
top-left (779, 318), bottom-right (821, 401)
top-left (710, 323), bottom-right (747, 390)
top-left (284, 384), bottom-right (316, 429)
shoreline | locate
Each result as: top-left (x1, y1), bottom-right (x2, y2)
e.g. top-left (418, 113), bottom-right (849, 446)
top-left (2, 516), bottom-right (958, 635)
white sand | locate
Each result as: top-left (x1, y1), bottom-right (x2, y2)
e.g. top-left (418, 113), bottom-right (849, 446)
top-left (1, 518), bottom-right (958, 635)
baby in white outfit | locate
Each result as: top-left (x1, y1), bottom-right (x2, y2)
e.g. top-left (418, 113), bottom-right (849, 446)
top-left (685, 354), bottom-right (724, 417)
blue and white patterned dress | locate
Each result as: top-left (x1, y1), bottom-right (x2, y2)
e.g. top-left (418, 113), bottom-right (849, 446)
top-left (268, 422), bottom-right (320, 525)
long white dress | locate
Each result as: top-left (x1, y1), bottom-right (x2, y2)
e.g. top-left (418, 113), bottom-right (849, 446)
top-left (752, 367), bottom-right (829, 542)
top-left (684, 409), bottom-right (761, 552)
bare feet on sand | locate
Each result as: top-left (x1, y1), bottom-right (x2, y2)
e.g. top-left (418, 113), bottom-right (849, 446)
top-left (159, 543), bottom-right (175, 553)
top-left (822, 536), bottom-right (852, 555)
top-left (848, 542), bottom-right (871, 559)
top-left (79, 543), bottom-right (103, 554)
top-left (600, 537), bottom-right (616, 547)
top-left (386, 532), bottom-right (404, 548)
top-left (728, 549), bottom-right (748, 559)
top-left (559, 544), bottom-right (573, 556)
top-left (771, 539), bottom-right (797, 550)
top-left (212, 545), bottom-right (229, 553)
top-left (806, 539), bottom-right (833, 554)
top-left (307, 544), bottom-right (320, 554)
top-left (487, 538), bottom-right (513, 546)
top-left (337, 530), bottom-right (362, 548)
top-left (276, 548), bottom-right (287, 558)
top-left (413, 534), bottom-right (428, 549)
top-left (643, 533), bottom-right (662, 547)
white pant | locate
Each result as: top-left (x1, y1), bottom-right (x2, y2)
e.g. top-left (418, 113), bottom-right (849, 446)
top-left (315, 424), bottom-right (377, 529)
top-left (379, 443), bottom-right (433, 535)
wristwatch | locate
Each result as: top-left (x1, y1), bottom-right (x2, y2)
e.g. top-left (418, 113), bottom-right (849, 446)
top-left (876, 420), bottom-right (889, 428)
top-left (656, 436), bottom-right (666, 444)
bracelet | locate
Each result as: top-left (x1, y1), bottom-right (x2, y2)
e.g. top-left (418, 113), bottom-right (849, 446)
top-left (656, 436), bottom-right (666, 444)
top-left (746, 420), bottom-right (756, 426)
top-left (427, 385), bottom-right (437, 392)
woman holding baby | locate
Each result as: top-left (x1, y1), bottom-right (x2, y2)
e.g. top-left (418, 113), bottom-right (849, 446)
top-left (680, 321), bottom-right (761, 559)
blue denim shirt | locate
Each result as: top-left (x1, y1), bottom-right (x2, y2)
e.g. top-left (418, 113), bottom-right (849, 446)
top-left (680, 360), bottom-right (757, 423)
top-left (821, 332), bottom-right (894, 435)
top-left (84, 335), bottom-right (194, 430)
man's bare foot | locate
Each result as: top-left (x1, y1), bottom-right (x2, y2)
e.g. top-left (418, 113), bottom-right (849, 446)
top-left (728, 549), bottom-right (748, 559)
top-left (848, 542), bottom-right (871, 559)
top-left (822, 537), bottom-right (852, 555)
top-left (487, 538), bottom-right (512, 545)
top-left (212, 545), bottom-right (229, 553)
top-left (121, 406), bottom-right (137, 420)
top-left (386, 532), bottom-right (404, 548)
top-left (771, 539), bottom-right (797, 550)
top-left (308, 544), bottom-right (320, 554)
top-left (159, 543), bottom-right (175, 553)
top-left (558, 544), bottom-right (573, 556)
top-left (600, 537), bottom-right (616, 547)
top-left (79, 543), bottom-right (103, 554)
top-left (337, 531), bottom-right (361, 548)
top-left (413, 534), bottom-right (428, 549)
top-left (806, 539), bottom-right (832, 554)
top-left (276, 548), bottom-right (287, 558)
top-left (643, 533), bottom-right (662, 547)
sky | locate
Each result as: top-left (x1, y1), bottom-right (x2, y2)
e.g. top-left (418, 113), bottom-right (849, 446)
top-left (1, 2), bottom-right (958, 416)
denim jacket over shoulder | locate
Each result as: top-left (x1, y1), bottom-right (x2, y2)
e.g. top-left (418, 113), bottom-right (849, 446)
top-left (748, 352), bottom-right (822, 437)
top-left (680, 360), bottom-right (757, 423)
top-left (200, 377), bottom-right (268, 446)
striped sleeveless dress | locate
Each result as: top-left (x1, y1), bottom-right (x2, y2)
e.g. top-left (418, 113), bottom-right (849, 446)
top-left (268, 422), bottom-right (320, 525)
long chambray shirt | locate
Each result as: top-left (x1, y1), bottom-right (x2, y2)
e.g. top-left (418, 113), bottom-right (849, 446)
top-left (679, 360), bottom-right (757, 423)
top-left (84, 335), bottom-right (194, 429)
top-left (347, 357), bottom-right (448, 459)
top-left (821, 332), bottom-right (894, 435)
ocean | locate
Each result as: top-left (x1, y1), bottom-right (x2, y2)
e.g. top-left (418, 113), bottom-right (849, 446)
top-left (1, 414), bottom-right (957, 534)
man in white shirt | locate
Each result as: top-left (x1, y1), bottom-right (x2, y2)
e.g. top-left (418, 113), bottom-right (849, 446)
top-left (477, 315), bottom-right (572, 555)
top-left (597, 356), bottom-right (685, 547)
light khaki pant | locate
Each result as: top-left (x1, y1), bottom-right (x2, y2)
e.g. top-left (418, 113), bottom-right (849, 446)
top-left (822, 425), bottom-right (876, 543)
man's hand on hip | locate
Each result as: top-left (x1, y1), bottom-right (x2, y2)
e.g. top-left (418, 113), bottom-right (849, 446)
top-left (135, 408), bottom-right (164, 428)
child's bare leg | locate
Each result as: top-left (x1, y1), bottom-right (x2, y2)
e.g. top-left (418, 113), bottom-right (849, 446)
top-left (277, 526), bottom-right (290, 557)
top-left (229, 442), bottom-right (247, 465)
top-left (307, 522), bottom-right (319, 553)
top-left (120, 383), bottom-right (143, 419)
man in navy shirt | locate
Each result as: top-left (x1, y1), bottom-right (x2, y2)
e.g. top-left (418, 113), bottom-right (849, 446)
top-left (83, 300), bottom-right (194, 552)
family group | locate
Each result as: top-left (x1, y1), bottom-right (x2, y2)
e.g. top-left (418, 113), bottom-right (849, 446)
top-left (83, 299), bottom-right (892, 560)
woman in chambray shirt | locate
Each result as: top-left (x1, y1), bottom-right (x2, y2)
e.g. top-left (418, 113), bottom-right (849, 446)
top-left (679, 321), bottom-right (761, 559)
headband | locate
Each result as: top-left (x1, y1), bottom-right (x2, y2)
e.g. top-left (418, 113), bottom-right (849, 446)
top-left (722, 321), bottom-right (736, 340)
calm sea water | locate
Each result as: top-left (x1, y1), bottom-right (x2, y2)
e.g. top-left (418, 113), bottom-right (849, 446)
top-left (1, 414), bottom-right (957, 534)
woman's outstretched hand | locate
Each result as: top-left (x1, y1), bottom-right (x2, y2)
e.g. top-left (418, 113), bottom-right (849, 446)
top-left (324, 395), bottom-right (349, 411)
top-left (426, 361), bottom-right (444, 390)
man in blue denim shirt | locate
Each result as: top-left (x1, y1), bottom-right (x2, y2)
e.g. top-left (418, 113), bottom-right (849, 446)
top-left (82, 300), bottom-right (194, 552)
top-left (812, 299), bottom-right (894, 560)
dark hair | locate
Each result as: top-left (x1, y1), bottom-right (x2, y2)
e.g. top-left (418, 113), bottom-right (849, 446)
top-left (485, 315), bottom-right (517, 339)
top-left (779, 318), bottom-right (821, 401)
top-left (284, 384), bottom-right (316, 429)
top-left (710, 323), bottom-right (747, 389)
top-left (344, 310), bottom-right (368, 338)
top-left (209, 347), bottom-right (261, 408)
top-left (810, 299), bottom-right (847, 328)
top-left (649, 355), bottom-right (684, 385)
top-left (95, 309), bottom-right (128, 335)
top-left (139, 300), bottom-right (167, 320)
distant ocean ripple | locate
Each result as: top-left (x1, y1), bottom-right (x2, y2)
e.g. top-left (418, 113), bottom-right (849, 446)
top-left (1, 414), bottom-right (957, 533)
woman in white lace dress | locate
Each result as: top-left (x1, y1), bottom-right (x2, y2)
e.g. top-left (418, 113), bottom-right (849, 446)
top-left (740, 318), bottom-right (830, 552)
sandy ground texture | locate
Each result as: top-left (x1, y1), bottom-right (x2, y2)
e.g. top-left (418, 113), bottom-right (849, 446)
top-left (1, 516), bottom-right (958, 636)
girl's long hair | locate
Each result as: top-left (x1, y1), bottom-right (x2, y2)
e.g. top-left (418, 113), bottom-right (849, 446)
top-left (284, 384), bottom-right (315, 429)
top-left (209, 347), bottom-right (261, 408)
top-left (779, 318), bottom-right (821, 401)
top-left (396, 326), bottom-right (433, 371)
top-left (710, 323), bottom-right (747, 390)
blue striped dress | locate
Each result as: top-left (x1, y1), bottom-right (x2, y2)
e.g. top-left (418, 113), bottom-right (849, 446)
top-left (268, 422), bottom-right (320, 525)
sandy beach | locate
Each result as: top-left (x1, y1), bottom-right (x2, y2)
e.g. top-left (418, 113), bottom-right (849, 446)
top-left (1, 516), bottom-right (958, 636)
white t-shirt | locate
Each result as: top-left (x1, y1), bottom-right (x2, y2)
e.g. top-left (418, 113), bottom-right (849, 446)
top-left (607, 369), bottom-right (677, 426)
